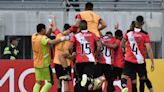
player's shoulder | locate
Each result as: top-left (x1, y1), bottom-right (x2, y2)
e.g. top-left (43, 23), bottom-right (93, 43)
top-left (114, 37), bottom-right (120, 42)
top-left (41, 35), bottom-right (49, 41)
top-left (32, 33), bottom-right (38, 37)
top-left (126, 30), bottom-right (134, 33)
top-left (57, 32), bottom-right (63, 36)
top-left (140, 29), bottom-right (148, 35)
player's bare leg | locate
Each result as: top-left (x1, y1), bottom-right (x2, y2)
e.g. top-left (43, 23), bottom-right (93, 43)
top-left (59, 52), bottom-right (71, 80)
top-left (58, 52), bottom-right (71, 92)
top-left (64, 81), bottom-right (70, 92)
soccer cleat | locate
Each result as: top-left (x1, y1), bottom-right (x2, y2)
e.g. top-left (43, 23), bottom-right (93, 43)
top-left (122, 87), bottom-right (128, 92)
top-left (92, 76), bottom-right (105, 90)
top-left (113, 80), bottom-right (123, 90)
top-left (81, 74), bottom-right (88, 87)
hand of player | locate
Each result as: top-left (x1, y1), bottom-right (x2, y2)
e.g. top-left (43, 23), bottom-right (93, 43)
top-left (65, 36), bottom-right (70, 40)
top-left (48, 16), bottom-right (56, 29)
top-left (48, 18), bottom-right (53, 28)
top-left (101, 41), bottom-right (106, 46)
top-left (60, 36), bottom-right (70, 41)
top-left (151, 62), bottom-right (155, 72)
top-left (115, 23), bottom-right (119, 30)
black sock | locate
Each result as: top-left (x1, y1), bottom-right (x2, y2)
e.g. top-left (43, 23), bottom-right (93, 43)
top-left (132, 83), bottom-right (137, 92)
top-left (140, 80), bottom-right (145, 92)
top-left (107, 80), bottom-right (115, 92)
top-left (121, 78), bottom-right (127, 88)
top-left (57, 88), bottom-right (61, 92)
top-left (145, 79), bottom-right (153, 89)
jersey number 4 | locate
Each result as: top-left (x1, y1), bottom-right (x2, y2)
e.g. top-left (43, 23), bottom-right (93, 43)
top-left (81, 43), bottom-right (91, 55)
top-left (132, 43), bottom-right (138, 55)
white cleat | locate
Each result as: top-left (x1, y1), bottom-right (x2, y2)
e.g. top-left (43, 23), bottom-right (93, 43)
top-left (113, 80), bottom-right (123, 90)
top-left (81, 74), bottom-right (88, 87)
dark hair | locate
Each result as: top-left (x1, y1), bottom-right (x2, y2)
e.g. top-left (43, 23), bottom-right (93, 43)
top-left (9, 36), bottom-right (20, 43)
top-left (136, 15), bottom-right (144, 22)
top-left (85, 2), bottom-right (93, 10)
top-left (80, 20), bottom-right (87, 30)
top-left (37, 23), bottom-right (46, 33)
top-left (106, 31), bottom-right (113, 36)
top-left (64, 24), bottom-right (71, 30)
top-left (115, 30), bottom-right (123, 37)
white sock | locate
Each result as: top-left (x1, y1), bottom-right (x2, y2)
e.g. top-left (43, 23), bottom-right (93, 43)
top-left (149, 88), bottom-right (154, 92)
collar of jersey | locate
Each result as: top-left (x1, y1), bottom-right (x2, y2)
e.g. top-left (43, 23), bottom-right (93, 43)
top-left (81, 30), bottom-right (88, 32)
top-left (134, 28), bottom-right (141, 32)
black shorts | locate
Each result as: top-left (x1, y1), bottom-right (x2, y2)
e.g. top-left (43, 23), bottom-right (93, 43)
top-left (113, 67), bottom-right (123, 79)
top-left (54, 64), bottom-right (72, 79)
top-left (74, 62), bottom-right (103, 79)
top-left (99, 64), bottom-right (113, 81)
top-left (122, 60), bottom-right (147, 78)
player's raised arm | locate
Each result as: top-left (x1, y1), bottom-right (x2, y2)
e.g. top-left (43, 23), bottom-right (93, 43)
top-left (48, 36), bottom-right (69, 45)
top-left (95, 41), bottom-right (102, 60)
top-left (98, 19), bottom-right (107, 31)
top-left (46, 16), bottom-right (59, 37)
top-left (121, 38), bottom-right (126, 47)
top-left (73, 16), bottom-right (81, 27)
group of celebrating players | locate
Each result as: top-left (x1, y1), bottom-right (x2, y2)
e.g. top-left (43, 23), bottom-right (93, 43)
top-left (31, 2), bottom-right (155, 92)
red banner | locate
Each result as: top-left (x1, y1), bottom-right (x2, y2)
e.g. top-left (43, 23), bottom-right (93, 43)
top-left (0, 60), bottom-right (73, 92)
top-left (0, 60), bottom-right (131, 92)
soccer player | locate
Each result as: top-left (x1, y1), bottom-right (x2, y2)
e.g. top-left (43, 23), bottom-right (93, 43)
top-left (53, 23), bottom-right (72, 92)
top-left (74, 2), bottom-right (107, 37)
top-left (129, 20), bottom-right (154, 92)
top-left (68, 20), bottom-right (104, 92)
top-left (98, 31), bottom-right (116, 92)
top-left (32, 23), bottom-right (68, 92)
top-left (120, 16), bottom-right (155, 92)
top-left (112, 29), bottom-right (124, 80)
top-left (62, 2), bottom-right (107, 37)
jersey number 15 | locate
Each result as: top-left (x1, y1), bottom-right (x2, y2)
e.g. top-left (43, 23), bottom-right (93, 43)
top-left (81, 43), bottom-right (91, 55)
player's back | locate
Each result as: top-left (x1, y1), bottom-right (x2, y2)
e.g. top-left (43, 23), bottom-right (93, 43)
top-left (70, 30), bottom-right (99, 63)
top-left (98, 35), bottom-right (115, 65)
top-left (54, 33), bottom-right (71, 65)
top-left (124, 28), bottom-right (150, 64)
top-left (79, 11), bottom-right (101, 37)
top-left (113, 38), bottom-right (124, 68)
top-left (32, 33), bottom-right (51, 68)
